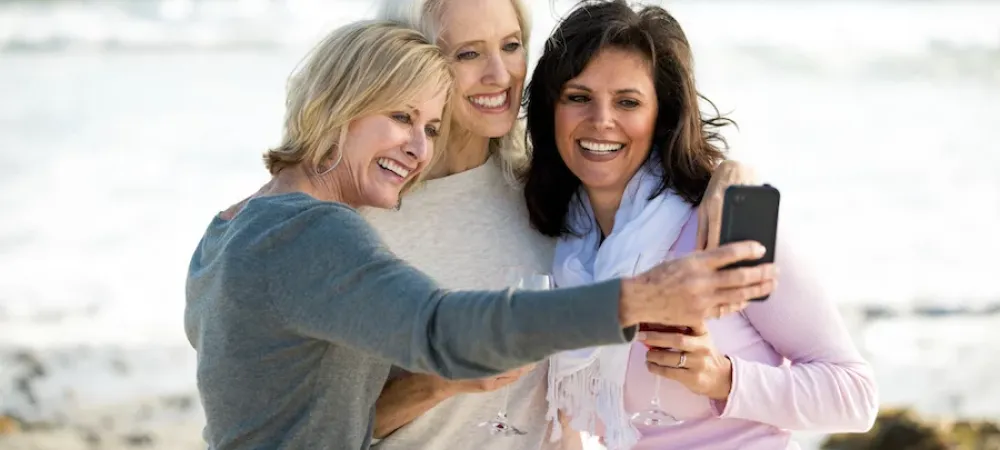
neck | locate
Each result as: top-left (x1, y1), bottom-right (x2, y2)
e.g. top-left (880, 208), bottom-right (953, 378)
top-left (426, 126), bottom-right (492, 180)
top-left (587, 187), bottom-right (626, 238)
top-left (265, 166), bottom-right (348, 204)
top-left (221, 165), bottom-right (348, 220)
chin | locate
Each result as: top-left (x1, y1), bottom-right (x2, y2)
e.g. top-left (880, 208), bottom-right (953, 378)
top-left (466, 113), bottom-right (517, 139)
top-left (364, 192), bottom-right (401, 210)
top-left (576, 173), bottom-right (624, 193)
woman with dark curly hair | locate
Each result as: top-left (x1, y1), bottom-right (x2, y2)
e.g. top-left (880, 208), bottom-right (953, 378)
top-left (524, 1), bottom-right (879, 449)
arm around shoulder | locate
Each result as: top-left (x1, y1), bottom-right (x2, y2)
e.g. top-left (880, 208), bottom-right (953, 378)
top-left (373, 368), bottom-right (452, 439)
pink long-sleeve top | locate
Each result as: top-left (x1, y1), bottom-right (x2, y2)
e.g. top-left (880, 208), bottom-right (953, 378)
top-left (618, 215), bottom-right (878, 449)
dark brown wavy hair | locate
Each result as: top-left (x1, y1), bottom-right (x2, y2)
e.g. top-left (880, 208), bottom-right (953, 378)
top-left (523, 0), bottom-right (734, 237)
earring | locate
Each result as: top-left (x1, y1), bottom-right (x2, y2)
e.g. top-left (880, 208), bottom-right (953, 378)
top-left (317, 150), bottom-right (343, 176)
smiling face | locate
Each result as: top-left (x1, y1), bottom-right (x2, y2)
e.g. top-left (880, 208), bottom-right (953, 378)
top-left (336, 85), bottom-right (448, 209)
top-left (554, 47), bottom-right (658, 198)
top-left (437, 0), bottom-right (526, 138)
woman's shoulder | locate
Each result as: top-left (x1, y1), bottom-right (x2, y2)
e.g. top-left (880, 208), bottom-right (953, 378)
top-left (230, 193), bottom-right (383, 252)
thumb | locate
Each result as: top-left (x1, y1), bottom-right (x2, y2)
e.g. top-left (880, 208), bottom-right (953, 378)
top-left (689, 322), bottom-right (710, 336)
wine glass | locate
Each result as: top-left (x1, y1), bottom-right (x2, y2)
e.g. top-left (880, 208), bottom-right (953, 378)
top-left (630, 252), bottom-right (685, 428)
top-left (478, 270), bottom-right (553, 437)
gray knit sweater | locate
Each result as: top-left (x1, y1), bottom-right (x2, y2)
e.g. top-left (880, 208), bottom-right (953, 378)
top-left (184, 192), bottom-right (632, 450)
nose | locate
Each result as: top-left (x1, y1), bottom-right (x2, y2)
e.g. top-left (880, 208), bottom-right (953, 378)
top-left (404, 130), bottom-right (430, 163)
top-left (589, 101), bottom-right (615, 130)
top-left (482, 52), bottom-right (511, 86)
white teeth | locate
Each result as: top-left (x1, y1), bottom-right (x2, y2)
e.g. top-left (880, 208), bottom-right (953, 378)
top-left (579, 140), bottom-right (624, 153)
top-left (469, 91), bottom-right (507, 108)
top-left (377, 158), bottom-right (411, 178)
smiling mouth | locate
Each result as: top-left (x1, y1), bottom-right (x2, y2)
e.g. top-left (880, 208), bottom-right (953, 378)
top-left (467, 89), bottom-right (510, 112)
top-left (578, 140), bottom-right (625, 154)
top-left (376, 157), bottom-right (413, 181)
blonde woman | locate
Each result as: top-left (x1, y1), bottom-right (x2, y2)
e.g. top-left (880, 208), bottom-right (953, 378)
top-left (366, 1), bottom-right (761, 449)
top-left (184, 18), bottom-right (775, 450)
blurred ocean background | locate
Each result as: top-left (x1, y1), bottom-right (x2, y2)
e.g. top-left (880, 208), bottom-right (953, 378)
top-left (0, 0), bottom-right (998, 448)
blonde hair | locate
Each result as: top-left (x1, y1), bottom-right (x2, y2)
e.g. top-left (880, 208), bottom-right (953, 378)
top-left (375, 0), bottom-right (532, 185)
top-left (264, 20), bottom-right (453, 178)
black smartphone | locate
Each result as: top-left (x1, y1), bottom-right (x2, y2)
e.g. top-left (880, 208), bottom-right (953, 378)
top-left (718, 184), bottom-right (781, 301)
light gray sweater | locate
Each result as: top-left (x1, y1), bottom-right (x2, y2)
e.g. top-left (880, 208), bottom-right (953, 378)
top-left (364, 156), bottom-right (559, 450)
top-left (184, 192), bottom-right (633, 450)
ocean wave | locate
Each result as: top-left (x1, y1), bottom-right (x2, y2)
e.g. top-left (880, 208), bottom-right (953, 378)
top-left (719, 41), bottom-right (1000, 82)
top-left (0, 0), bottom-right (372, 52)
top-left (2, 0), bottom-right (998, 82)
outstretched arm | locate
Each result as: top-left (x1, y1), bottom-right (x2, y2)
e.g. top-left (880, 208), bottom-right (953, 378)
top-left (269, 204), bottom-right (631, 380)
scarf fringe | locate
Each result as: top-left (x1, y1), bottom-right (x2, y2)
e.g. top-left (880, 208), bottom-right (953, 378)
top-left (546, 358), bottom-right (641, 450)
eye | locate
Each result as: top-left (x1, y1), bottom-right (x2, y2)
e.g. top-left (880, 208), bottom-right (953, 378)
top-left (502, 42), bottom-right (521, 53)
top-left (391, 112), bottom-right (412, 124)
top-left (618, 99), bottom-right (640, 109)
top-left (425, 125), bottom-right (440, 138)
top-left (456, 50), bottom-right (478, 61)
top-left (566, 94), bottom-right (589, 103)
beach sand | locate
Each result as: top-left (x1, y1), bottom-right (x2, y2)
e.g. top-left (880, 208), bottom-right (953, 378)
top-left (1, 422), bottom-right (204, 450)
top-left (0, 346), bottom-right (204, 450)
top-left (4, 313), bottom-right (1000, 450)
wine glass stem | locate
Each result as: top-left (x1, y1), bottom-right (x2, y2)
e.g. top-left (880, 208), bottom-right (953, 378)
top-left (499, 385), bottom-right (510, 415)
top-left (651, 377), bottom-right (662, 409)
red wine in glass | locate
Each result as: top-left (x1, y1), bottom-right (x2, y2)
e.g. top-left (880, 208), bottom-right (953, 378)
top-left (630, 252), bottom-right (686, 427)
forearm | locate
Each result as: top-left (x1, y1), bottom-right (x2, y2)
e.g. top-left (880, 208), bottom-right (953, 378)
top-left (409, 280), bottom-right (632, 379)
top-left (713, 357), bottom-right (878, 432)
top-left (373, 371), bottom-right (451, 439)
top-left (288, 249), bottom-right (631, 380)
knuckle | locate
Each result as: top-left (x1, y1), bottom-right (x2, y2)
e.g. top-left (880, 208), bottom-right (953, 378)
top-left (735, 269), bottom-right (753, 285)
top-left (760, 265), bottom-right (774, 280)
top-left (691, 294), bottom-right (711, 311)
top-left (685, 278), bottom-right (703, 294)
top-left (680, 257), bottom-right (699, 271)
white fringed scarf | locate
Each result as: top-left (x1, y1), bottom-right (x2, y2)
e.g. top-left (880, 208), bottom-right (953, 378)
top-left (545, 162), bottom-right (694, 450)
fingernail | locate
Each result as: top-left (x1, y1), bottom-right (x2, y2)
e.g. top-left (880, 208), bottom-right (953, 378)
top-left (636, 332), bottom-right (648, 341)
top-left (755, 243), bottom-right (767, 255)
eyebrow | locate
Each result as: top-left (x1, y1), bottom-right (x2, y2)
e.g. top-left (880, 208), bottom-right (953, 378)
top-left (564, 83), bottom-right (646, 96)
top-left (452, 30), bottom-right (522, 49)
top-left (405, 104), bottom-right (442, 124)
